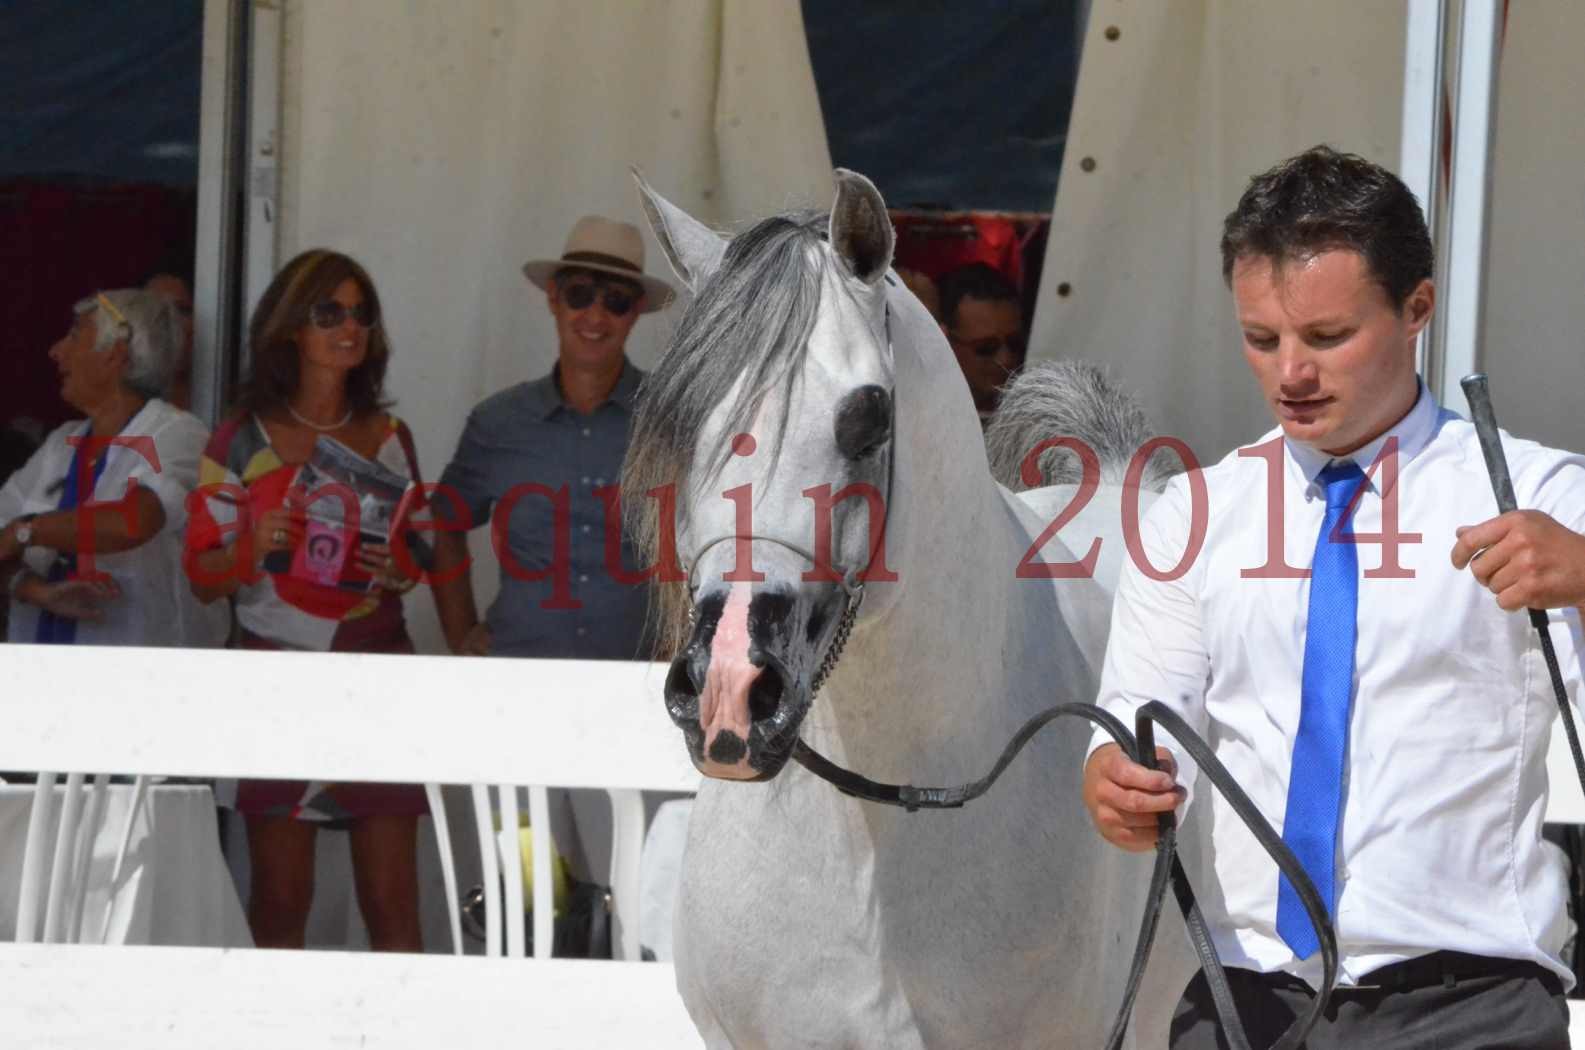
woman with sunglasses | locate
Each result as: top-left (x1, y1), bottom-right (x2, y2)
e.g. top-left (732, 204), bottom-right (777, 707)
top-left (0, 289), bottom-right (210, 646)
top-left (185, 249), bottom-right (435, 952)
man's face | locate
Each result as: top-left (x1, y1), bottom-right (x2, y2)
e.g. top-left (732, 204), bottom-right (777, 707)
top-left (1233, 250), bottom-right (1432, 456)
top-left (945, 295), bottom-right (1023, 413)
top-left (547, 270), bottom-right (644, 372)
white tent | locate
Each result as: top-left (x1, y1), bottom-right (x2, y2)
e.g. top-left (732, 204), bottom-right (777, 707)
top-left (199, 0), bottom-right (1585, 656)
top-left (1031, 0), bottom-right (1585, 464)
top-left (198, 0), bottom-right (833, 654)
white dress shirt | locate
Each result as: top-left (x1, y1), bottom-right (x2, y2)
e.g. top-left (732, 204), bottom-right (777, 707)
top-left (1091, 385), bottom-right (1585, 988)
top-left (0, 398), bottom-right (226, 648)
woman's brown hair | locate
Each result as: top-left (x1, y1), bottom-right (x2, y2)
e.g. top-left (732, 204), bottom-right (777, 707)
top-left (235, 249), bottom-right (392, 417)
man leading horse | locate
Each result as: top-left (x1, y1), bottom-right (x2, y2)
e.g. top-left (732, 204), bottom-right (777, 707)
top-left (1084, 145), bottom-right (1585, 1049)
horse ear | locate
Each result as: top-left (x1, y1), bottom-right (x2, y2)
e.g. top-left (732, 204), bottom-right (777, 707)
top-left (829, 169), bottom-right (894, 286)
top-left (631, 167), bottom-right (726, 292)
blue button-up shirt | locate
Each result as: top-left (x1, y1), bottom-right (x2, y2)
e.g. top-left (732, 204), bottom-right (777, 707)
top-left (438, 361), bottom-right (651, 659)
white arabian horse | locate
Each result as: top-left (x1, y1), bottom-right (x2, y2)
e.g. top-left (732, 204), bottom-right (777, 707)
top-left (624, 169), bottom-right (1194, 1049)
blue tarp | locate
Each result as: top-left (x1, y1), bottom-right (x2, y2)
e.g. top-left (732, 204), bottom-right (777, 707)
top-left (0, 0), bottom-right (203, 186)
top-left (2, 2), bottom-right (1077, 208)
top-left (802, 0), bottom-right (1083, 212)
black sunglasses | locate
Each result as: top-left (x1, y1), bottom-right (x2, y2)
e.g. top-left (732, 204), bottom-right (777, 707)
top-left (949, 332), bottom-right (1026, 359)
top-left (309, 300), bottom-right (378, 329)
top-left (560, 282), bottom-right (637, 317)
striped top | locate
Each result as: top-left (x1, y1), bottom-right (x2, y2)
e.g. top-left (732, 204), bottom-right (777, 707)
top-left (186, 413), bottom-right (421, 651)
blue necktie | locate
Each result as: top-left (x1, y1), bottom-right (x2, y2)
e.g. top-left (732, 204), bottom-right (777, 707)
top-left (1276, 460), bottom-right (1365, 959)
top-left (36, 426), bottom-right (110, 646)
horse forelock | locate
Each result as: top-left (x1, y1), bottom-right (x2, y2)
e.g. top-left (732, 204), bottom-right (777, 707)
top-left (623, 208), bottom-right (830, 656)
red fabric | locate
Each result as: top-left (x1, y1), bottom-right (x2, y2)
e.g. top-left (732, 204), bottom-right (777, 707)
top-left (0, 180), bottom-right (195, 433)
top-left (890, 211), bottom-right (1030, 289)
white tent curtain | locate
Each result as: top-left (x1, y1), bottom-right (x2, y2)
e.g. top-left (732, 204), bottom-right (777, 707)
top-left (1029, 0), bottom-right (1407, 466)
top-left (1032, 0), bottom-right (1585, 466)
top-left (273, 0), bottom-right (834, 654)
top-left (1480, 1), bottom-right (1585, 459)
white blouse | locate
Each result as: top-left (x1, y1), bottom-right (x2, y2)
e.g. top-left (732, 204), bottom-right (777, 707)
top-left (0, 399), bottom-right (226, 648)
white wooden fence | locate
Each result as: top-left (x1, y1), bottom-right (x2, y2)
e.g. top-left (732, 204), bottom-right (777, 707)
top-left (2, 643), bottom-right (1582, 1046)
top-left (0, 644), bottom-right (703, 1049)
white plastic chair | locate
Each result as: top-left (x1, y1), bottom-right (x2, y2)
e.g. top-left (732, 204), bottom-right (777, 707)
top-left (426, 784), bottom-right (647, 960)
top-left (13, 772), bottom-right (146, 944)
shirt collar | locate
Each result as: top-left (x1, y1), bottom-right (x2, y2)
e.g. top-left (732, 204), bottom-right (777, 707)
top-left (1285, 380), bottom-right (1439, 496)
top-left (527, 359), bottom-right (641, 421)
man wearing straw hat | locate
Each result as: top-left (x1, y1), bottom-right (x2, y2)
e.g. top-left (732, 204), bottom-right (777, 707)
top-left (433, 215), bottom-right (674, 663)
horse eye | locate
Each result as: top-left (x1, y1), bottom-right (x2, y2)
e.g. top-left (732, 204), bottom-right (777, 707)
top-left (833, 384), bottom-right (892, 460)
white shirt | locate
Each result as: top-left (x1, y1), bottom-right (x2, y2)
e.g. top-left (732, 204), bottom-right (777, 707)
top-left (0, 399), bottom-right (228, 648)
top-left (1091, 385), bottom-right (1585, 988)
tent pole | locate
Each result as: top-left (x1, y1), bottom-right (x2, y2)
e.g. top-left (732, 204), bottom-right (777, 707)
top-left (1400, 0), bottom-right (1447, 380)
top-left (1439, 0), bottom-right (1502, 410)
top-left (192, 0), bottom-right (248, 427)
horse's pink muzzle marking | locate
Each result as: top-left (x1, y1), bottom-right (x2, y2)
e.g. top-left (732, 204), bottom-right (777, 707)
top-left (697, 582), bottom-right (762, 779)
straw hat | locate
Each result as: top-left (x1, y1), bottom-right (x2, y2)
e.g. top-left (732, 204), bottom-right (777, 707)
top-left (521, 215), bottom-right (674, 312)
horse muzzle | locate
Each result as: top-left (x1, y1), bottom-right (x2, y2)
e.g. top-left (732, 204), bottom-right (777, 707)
top-left (663, 582), bottom-right (832, 780)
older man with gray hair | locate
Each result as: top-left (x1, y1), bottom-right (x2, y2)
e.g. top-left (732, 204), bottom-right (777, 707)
top-left (0, 288), bottom-right (217, 646)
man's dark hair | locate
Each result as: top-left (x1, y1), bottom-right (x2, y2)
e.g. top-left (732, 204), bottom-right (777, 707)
top-left (937, 263), bottom-right (1020, 328)
top-left (1220, 145), bottom-right (1433, 310)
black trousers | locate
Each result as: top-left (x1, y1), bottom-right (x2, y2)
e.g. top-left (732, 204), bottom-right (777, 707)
top-left (1168, 952), bottom-right (1570, 1050)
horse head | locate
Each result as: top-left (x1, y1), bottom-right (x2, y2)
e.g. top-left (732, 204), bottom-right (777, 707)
top-left (625, 169), bottom-right (902, 781)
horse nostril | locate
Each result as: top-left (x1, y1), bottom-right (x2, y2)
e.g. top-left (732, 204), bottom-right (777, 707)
top-left (747, 664), bottom-right (785, 723)
top-left (666, 653), bottom-right (703, 701)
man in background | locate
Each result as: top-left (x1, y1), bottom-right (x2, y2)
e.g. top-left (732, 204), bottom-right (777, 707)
top-left (431, 214), bottom-right (673, 660)
top-left (937, 262), bottom-right (1024, 423)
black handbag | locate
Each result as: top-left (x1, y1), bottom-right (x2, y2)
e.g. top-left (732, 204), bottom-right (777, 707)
top-left (460, 878), bottom-right (613, 959)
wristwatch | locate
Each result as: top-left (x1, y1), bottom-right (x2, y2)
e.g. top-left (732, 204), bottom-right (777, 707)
top-left (14, 519), bottom-right (33, 549)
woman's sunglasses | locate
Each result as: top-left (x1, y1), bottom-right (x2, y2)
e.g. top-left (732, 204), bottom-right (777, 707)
top-left (560, 281), bottom-right (637, 317)
top-left (309, 300), bottom-right (378, 329)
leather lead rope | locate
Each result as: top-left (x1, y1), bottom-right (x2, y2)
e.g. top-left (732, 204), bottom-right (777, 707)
top-left (792, 701), bottom-right (1336, 1050)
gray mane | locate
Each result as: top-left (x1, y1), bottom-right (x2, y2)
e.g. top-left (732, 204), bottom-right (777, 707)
top-left (986, 360), bottom-right (1176, 492)
top-left (622, 209), bottom-right (827, 654)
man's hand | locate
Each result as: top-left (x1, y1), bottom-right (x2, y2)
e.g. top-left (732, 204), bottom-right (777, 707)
top-left (1452, 510), bottom-right (1585, 612)
top-left (1083, 742), bottom-right (1185, 852)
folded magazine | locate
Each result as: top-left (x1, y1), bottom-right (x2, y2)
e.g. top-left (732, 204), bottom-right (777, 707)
top-left (264, 435), bottom-right (426, 591)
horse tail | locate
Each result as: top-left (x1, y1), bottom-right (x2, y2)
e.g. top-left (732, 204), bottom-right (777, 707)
top-left (985, 360), bottom-right (1175, 492)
